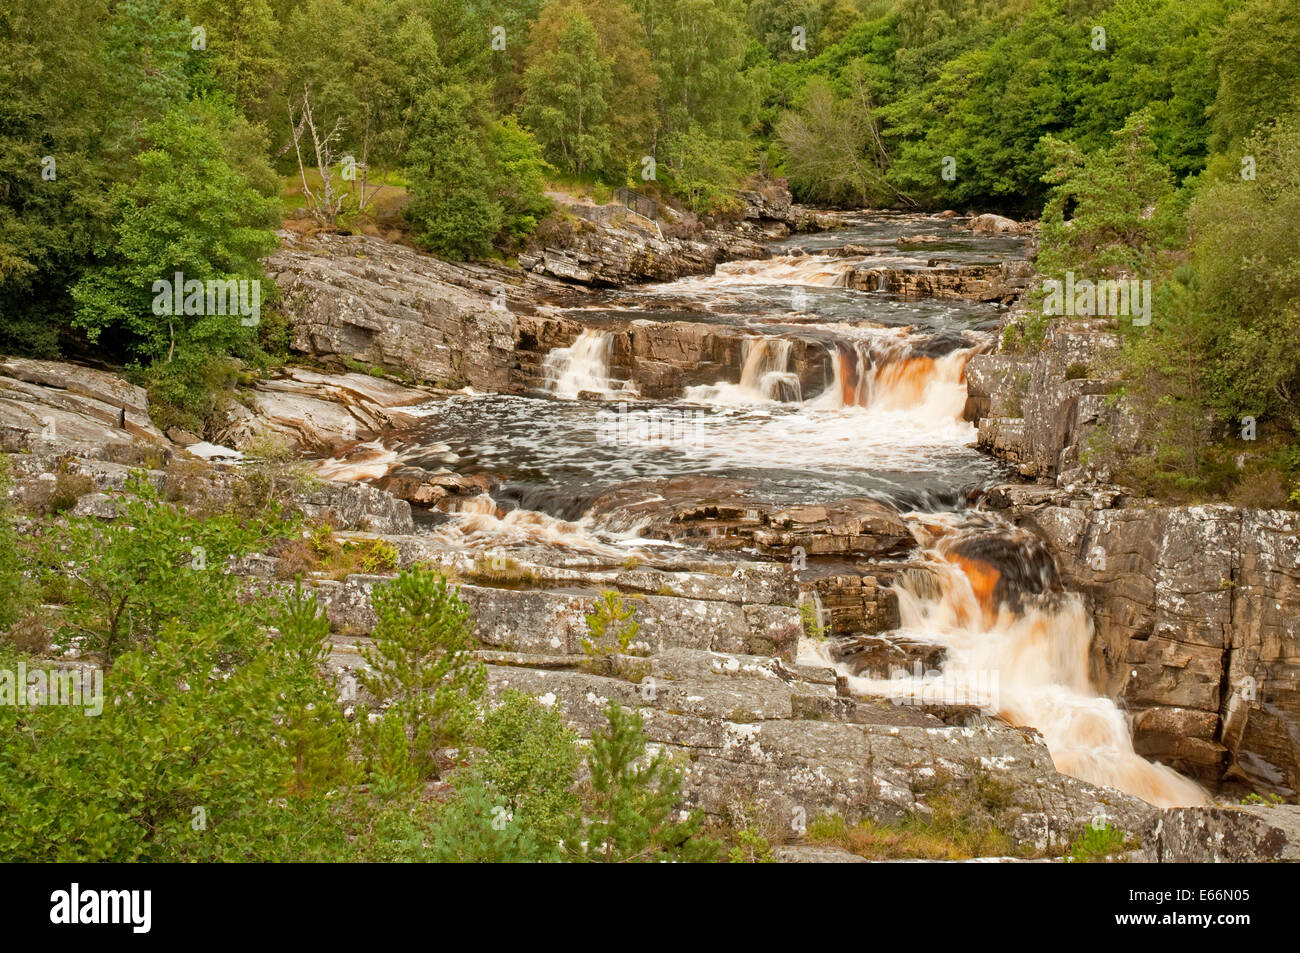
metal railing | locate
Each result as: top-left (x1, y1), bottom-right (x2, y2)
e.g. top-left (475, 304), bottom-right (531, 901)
top-left (614, 186), bottom-right (658, 221)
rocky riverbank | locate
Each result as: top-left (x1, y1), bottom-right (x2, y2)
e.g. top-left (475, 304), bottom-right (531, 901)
top-left (4, 206), bottom-right (1299, 862)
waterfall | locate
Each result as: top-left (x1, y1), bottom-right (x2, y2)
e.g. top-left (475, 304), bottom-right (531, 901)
top-left (836, 522), bottom-right (1210, 809)
top-left (813, 337), bottom-right (970, 422)
top-left (684, 337), bottom-right (802, 405)
top-left (541, 329), bottom-right (623, 399)
top-left (711, 254), bottom-right (856, 287)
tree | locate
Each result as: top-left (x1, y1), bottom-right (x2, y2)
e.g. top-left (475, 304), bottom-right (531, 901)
top-left (359, 568), bottom-right (485, 779)
top-left (488, 117), bottom-right (553, 247)
top-left (0, 0), bottom-right (117, 354)
top-left (778, 63), bottom-right (902, 207)
top-left (37, 474), bottom-right (288, 662)
top-left (521, 8), bottom-right (612, 176)
top-left (1037, 109), bottom-right (1182, 280)
top-left (576, 701), bottom-right (720, 862)
top-left (69, 98), bottom-right (279, 367)
top-left (177, 0), bottom-right (280, 112)
top-left (630, 0), bottom-right (754, 142)
top-left (1189, 116), bottom-right (1300, 425)
top-left (404, 83), bottom-right (503, 260)
top-left (1209, 0), bottom-right (1300, 151)
top-left (0, 591), bottom-right (348, 861)
top-left (522, 0), bottom-right (657, 177)
top-left (474, 690), bottom-right (581, 849)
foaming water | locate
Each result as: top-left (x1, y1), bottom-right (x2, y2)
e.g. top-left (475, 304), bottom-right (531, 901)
top-left (710, 254), bottom-right (856, 287)
top-left (810, 336), bottom-right (971, 421)
top-left (426, 493), bottom-right (646, 559)
top-left (837, 530), bottom-right (1210, 809)
top-left (542, 329), bottom-right (632, 399)
top-left (685, 337), bottom-right (801, 404)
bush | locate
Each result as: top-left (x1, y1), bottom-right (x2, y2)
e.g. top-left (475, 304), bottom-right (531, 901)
top-left (474, 690), bottom-right (581, 851)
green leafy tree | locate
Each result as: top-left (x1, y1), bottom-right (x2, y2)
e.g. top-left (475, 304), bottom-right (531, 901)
top-left (404, 82), bottom-right (503, 259)
top-left (427, 777), bottom-right (548, 862)
top-left (39, 474), bottom-right (288, 662)
top-left (581, 589), bottom-right (641, 663)
top-left (1189, 115), bottom-right (1300, 427)
top-left (523, 0), bottom-right (657, 177)
top-left (521, 8), bottom-right (613, 176)
top-left (488, 116), bottom-right (553, 247)
top-left (0, 594), bottom-right (349, 861)
top-left (1037, 109), bottom-right (1183, 280)
top-left (177, 0), bottom-right (280, 111)
top-left (359, 568), bottom-right (486, 779)
top-left (576, 701), bottom-right (720, 862)
top-left (475, 689), bottom-right (581, 849)
top-left (1209, 0), bottom-right (1300, 151)
top-left (630, 0), bottom-right (754, 141)
top-left (69, 98), bottom-right (278, 370)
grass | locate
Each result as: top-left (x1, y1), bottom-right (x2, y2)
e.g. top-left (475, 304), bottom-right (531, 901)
top-left (462, 554), bottom-right (542, 589)
top-left (1067, 821), bottom-right (1134, 862)
top-left (273, 523), bottom-right (400, 581)
top-left (803, 776), bottom-right (1024, 861)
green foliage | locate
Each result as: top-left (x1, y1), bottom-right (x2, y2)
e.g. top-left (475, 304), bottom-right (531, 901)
top-left (577, 701), bottom-right (721, 862)
top-left (799, 600), bottom-right (829, 640)
top-left (404, 83), bottom-right (503, 260)
top-left (359, 567), bottom-right (485, 778)
top-left (728, 828), bottom-right (778, 863)
top-left (0, 455), bottom-right (26, 632)
top-left (474, 690), bottom-right (581, 850)
top-left (427, 776), bottom-right (548, 862)
top-left (1067, 820), bottom-right (1131, 862)
top-left (581, 589), bottom-right (641, 658)
top-left (521, 8), bottom-right (613, 176)
top-left (661, 127), bottom-right (751, 216)
top-left (1209, 0), bottom-right (1300, 151)
top-left (70, 98), bottom-right (279, 364)
top-left (0, 587), bottom-right (348, 862)
top-left (1038, 108), bottom-right (1183, 279)
top-left (488, 117), bottom-right (553, 246)
top-left (1188, 116), bottom-right (1300, 425)
top-left (37, 474), bottom-right (290, 662)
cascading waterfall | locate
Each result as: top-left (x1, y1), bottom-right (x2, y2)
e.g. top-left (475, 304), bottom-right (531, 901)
top-left (685, 337), bottom-right (802, 404)
top-left (541, 329), bottom-right (626, 398)
top-left (710, 254), bottom-right (856, 287)
top-left (830, 524), bottom-right (1211, 809)
top-left (812, 336), bottom-right (972, 422)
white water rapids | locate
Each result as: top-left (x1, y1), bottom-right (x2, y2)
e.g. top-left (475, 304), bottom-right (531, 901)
top-left (312, 226), bottom-right (1210, 808)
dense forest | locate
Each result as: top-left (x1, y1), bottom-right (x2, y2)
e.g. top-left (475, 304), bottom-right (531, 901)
top-left (4, 0), bottom-right (1298, 499)
top-left (1, 0), bottom-right (1299, 863)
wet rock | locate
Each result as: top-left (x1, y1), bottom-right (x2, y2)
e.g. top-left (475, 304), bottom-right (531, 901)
top-left (806, 572), bottom-right (902, 637)
top-left (969, 213), bottom-right (1033, 235)
top-left (847, 261), bottom-right (1031, 303)
top-left (589, 477), bottom-right (915, 558)
top-left (1010, 499), bottom-right (1300, 797)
